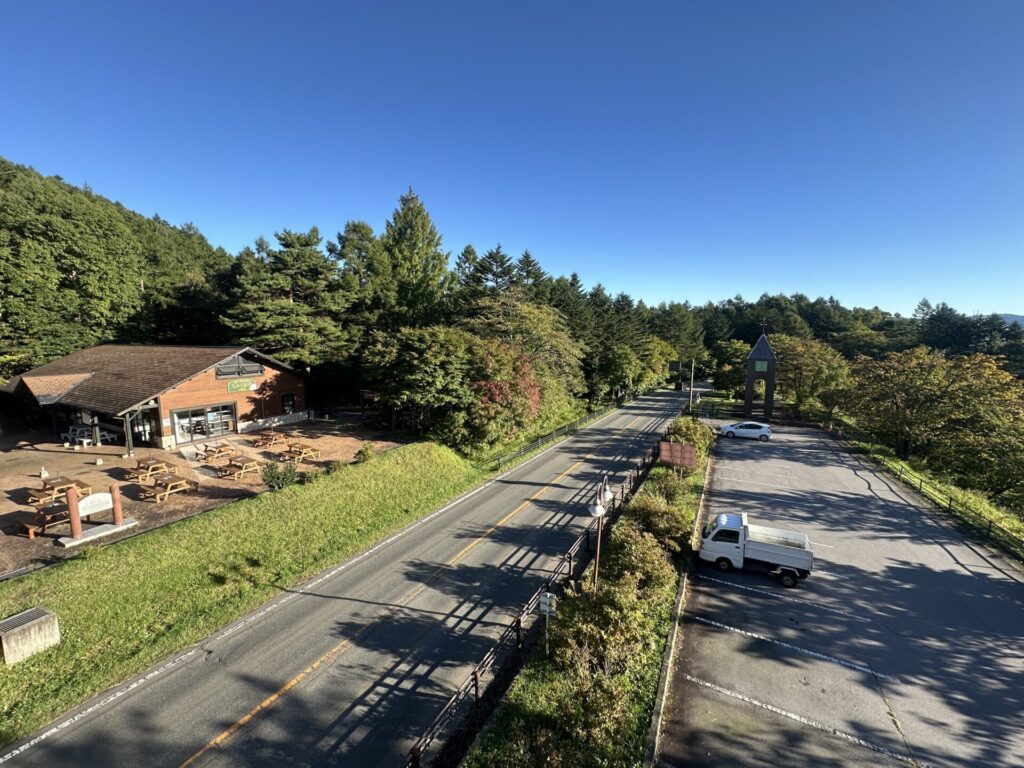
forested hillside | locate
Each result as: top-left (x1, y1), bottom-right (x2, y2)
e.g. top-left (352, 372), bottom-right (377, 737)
top-left (1, 156), bottom-right (1022, 508)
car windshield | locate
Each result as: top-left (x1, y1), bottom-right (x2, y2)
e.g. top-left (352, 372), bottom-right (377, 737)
top-left (702, 519), bottom-right (718, 538)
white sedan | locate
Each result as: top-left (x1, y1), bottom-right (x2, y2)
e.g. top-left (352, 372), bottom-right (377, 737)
top-left (719, 421), bottom-right (772, 441)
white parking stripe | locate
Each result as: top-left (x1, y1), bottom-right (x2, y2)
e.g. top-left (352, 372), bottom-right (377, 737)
top-left (683, 674), bottom-right (928, 767)
top-left (697, 575), bottom-right (871, 622)
top-left (689, 615), bottom-right (899, 682)
top-left (712, 473), bottom-right (796, 491)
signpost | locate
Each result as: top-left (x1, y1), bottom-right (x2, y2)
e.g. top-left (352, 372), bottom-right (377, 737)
top-left (538, 592), bottom-right (557, 656)
top-left (659, 441), bottom-right (697, 469)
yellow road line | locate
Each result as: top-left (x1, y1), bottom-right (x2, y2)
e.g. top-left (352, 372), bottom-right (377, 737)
top-left (180, 413), bottom-right (646, 767)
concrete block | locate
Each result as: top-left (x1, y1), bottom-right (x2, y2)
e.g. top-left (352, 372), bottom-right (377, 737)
top-left (0, 607), bottom-right (60, 665)
top-left (57, 519), bottom-right (138, 548)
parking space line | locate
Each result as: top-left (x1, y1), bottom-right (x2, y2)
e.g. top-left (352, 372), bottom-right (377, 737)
top-left (712, 473), bottom-right (795, 491)
top-left (688, 615), bottom-right (899, 682)
top-left (682, 674), bottom-right (928, 767)
top-left (697, 575), bottom-right (871, 622)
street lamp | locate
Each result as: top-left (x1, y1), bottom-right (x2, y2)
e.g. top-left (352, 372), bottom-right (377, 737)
top-left (589, 495), bottom-right (607, 590)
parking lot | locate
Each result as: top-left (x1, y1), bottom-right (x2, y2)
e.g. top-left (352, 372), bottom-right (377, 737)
top-left (657, 424), bottom-right (1024, 768)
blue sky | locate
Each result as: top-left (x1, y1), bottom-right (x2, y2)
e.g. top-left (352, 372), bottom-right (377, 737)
top-left (3, 1), bottom-right (1022, 316)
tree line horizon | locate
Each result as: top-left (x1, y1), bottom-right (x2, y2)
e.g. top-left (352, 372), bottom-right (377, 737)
top-left (1, 156), bottom-right (1022, 508)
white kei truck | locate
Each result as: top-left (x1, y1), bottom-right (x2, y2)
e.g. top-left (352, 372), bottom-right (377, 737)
top-left (699, 512), bottom-right (814, 588)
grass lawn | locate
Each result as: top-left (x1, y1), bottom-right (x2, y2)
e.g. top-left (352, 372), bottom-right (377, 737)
top-left (464, 456), bottom-right (708, 767)
top-left (0, 442), bottom-right (486, 746)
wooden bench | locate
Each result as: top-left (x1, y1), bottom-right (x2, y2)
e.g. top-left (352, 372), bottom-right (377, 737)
top-left (281, 444), bottom-right (321, 463)
top-left (251, 432), bottom-right (289, 448)
top-left (24, 506), bottom-right (100, 540)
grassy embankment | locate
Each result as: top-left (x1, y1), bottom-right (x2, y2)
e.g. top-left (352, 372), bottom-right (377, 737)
top-left (464, 419), bottom-right (711, 768)
top-left (0, 442), bottom-right (486, 746)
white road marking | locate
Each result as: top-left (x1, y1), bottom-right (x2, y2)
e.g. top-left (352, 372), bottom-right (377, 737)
top-left (683, 674), bottom-right (928, 767)
top-left (689, 614), bottom-right (899, 682)
top-left (0, 649), bottom-right (201, 764)
top-left (712, 473), bottom-right (796, 491)
top-left (0, 401), bottom-right (663, 762)
top-left (697, 575), bottom-right (871, 622)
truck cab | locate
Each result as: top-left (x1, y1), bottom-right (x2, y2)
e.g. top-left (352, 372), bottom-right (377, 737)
top-left (699, 512), bottom-right (813, 587)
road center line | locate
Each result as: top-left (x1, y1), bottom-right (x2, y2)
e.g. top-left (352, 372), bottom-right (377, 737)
top-left (682, 674), bottom-right (928, 767)
top-left (696, 575), bottom-right (871, 622)
top-left (179, 412), bottom-right (652, 766)
top-left (688, 614), bottom-right (899, 682)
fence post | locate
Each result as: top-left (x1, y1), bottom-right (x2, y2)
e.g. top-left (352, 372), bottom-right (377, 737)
top-left (473, 667), bottom-right (481, 701)
top-left (515, 615), bottom-right (522, 648)
top-left (919, 477), bottom-right (924, 492)
top-left (987, 520), bottom-right (993, 537)
top-left (948, 496), bottom-right (953, 510)
top-left (410, 745), bottom-right (421, 768)
top-left (567, 551), bottom-right (573, 577)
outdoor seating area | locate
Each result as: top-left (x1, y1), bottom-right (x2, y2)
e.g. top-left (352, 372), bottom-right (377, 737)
top-left (0, 420), bottom-right (399, 577)
top-left (61, 424), bottom-right (119, 447)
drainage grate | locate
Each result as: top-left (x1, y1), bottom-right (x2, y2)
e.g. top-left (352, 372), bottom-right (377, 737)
top-left (0, 607), bottom-right (49, 634)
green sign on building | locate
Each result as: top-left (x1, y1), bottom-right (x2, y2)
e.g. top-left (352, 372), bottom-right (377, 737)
top-left (227, 378), bottom-right (255, 393)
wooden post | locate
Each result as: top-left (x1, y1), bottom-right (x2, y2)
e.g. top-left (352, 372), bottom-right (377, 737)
top-left (110, 483), bottom-right (123, 525)
top-left (515, 616), bottom-right (522, 648)
top-left (567, 550), bottom-right (573, 577)
top-left (410, 745), bottom-right (421, 768)
top-left (67, 487), bottom-right (82, 539)
top-left (473, 667), bottom-right (481, 700)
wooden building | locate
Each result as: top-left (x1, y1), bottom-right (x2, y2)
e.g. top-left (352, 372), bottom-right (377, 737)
top-left (1, 345), bottom-right (306, 452)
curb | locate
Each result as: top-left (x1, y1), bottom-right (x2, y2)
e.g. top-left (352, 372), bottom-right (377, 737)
top-left (643, 446), bottom-right (715, 768)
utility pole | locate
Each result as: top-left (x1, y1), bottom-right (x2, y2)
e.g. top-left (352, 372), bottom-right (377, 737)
top-left (688, 358), bottom-right (696, 411)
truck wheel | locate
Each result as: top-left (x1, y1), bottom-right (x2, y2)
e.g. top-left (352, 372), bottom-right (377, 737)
top-left (758, 434), bottom-right (769, 442)
top-left (779, 571), bottom-right (798, 588)
top-left (726, 431), bottom-right (735, 438)
top-left (715, 558), bottom-right (732, 572)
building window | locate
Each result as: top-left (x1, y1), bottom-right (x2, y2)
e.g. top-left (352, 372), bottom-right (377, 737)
top-left (216, 355), bottom-right (264, 379)
top-left (281, 393), bottom-right (296, 414)
top-left (754, 360), bottom-right (768, 372)
top-left (173, 404), bottom-right (237, 443)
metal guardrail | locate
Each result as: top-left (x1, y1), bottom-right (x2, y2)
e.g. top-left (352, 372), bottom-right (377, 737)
top-left (406, 441), bottom-right (663, 767)
top-left (832, 421), bottom-right (1024, 561)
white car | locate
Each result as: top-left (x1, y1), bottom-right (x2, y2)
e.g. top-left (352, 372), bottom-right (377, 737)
top-left (719, 421), bottom-right (772, 441)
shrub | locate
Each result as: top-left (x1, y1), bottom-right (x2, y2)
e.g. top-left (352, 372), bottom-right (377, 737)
top-left (354, 442), bottom-right (376, 463)
top-left (262, 461), bottom-right (298, 490)
top-left (600, 519), bottom-right (676, 593)
top-left (325, 460), bottom-right (346, 474)
top-left (663, 416), bottom-right (714, 459)
top-left (628, 492), bottom-right (690, 553)
top-left (643, 467), bottom-right (686, 504)
top-left (302, 468), bottom-right (327, 485)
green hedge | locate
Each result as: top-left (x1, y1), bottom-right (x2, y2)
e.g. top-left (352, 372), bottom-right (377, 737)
top-left (0, 442), bottom-right (484, 746)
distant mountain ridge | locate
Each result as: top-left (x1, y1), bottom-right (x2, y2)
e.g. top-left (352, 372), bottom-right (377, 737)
top-left (1003, 314), bottom-right (1024, 327)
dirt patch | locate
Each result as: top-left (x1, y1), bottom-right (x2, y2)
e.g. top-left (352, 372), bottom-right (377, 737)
top-left (0, 421), bottom-right (402, 578)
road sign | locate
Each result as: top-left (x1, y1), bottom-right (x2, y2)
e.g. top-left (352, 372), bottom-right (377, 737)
top-left (668, 360), bottom-right (682, 372)
top-left (659, 441), bottom-right (697, 469)
top-left (538, 592), bottom-right (557, 616)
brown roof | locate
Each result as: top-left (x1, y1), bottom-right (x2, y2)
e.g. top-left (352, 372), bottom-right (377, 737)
top-left (3, 345), bottom-right (292, 416)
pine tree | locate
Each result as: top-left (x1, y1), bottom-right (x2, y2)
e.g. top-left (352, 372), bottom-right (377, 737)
top-left (514, 249), bottom-right (549, 302)
top-left (472, 244), bottom-right (516, 295)
top-left (379, 189), bottom-right (452, 327)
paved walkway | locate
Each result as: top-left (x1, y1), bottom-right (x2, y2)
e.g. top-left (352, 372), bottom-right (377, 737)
top-left (657, 425), bottom-right (1024, 768)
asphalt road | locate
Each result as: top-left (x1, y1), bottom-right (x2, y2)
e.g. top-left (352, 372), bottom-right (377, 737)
top-left (657, 424), bottom-right (1024, 768)
top-left (4, 389), bottom-right (683, 768)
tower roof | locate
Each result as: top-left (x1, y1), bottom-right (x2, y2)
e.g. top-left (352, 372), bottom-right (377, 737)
top-left (747, 334), bottom-right (776, 361)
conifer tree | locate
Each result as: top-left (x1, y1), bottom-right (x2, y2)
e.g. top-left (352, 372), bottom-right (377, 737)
top-left (379, 189), bottom-right (452, 326)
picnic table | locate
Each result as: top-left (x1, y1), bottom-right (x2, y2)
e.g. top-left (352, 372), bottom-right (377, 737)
top-left (61, 424), bottom-right (118, 446)
top-left (281, 443), bottom-right (322, 463)
top-left (251, 431), bottom-right (290, 448)
top-left (219, 458), bottom-right (262, 481)
top-left (24, 503), bottom-right (103, 540)
top-left (28, 477), bottom-right (93, 507)
top-left (128, 458), bottom-right (177, 482)
top-left (141, 472), bottom-right (196, 503)
top-left (202, 444), bottom-right (239, 463)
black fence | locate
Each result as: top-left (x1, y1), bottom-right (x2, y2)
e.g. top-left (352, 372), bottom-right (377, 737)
top-left (832, 420), bottom-right (1024, 562)
top-left (487, 402), bottom-right (622, 471)
top-left (406, 442), bottom-right (663, 767)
